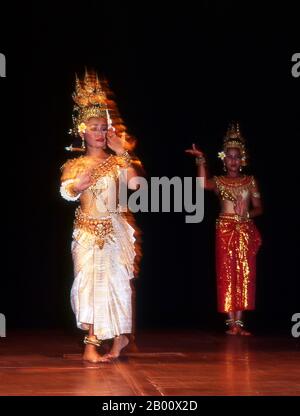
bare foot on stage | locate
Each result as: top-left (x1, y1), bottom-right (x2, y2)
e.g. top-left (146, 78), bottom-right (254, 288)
top-left (102, 335), bottom-right (130, 361)
top-left (83, 343), bottom-right (111, 363)
top-left (237, 327), bottom-right (252, 336)
top-left (235, 320), bottom-right (252, 336)
top-left (226, 325), bottom-right (239, 335)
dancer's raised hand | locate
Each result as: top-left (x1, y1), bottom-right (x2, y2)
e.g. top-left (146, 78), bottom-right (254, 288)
top-left (185, 143), bottom-right (204, 158)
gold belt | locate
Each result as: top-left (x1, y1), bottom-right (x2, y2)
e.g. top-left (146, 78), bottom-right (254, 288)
top-left (73, 207), bottom-right (114, 249)
top-left (217, 213), bottom-right (250, 223)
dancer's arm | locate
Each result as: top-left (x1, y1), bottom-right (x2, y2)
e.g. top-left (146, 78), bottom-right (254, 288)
top-left (60, 160), bottom-right (93, 201)
top-left (249, 177), bottom-right (263, 218)
top-left (107, 128), bottom-right (143, 190)
top-left (185, 143), bottom-right (216, 190)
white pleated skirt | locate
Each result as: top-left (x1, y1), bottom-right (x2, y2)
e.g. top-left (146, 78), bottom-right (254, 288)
top-left (70, 213), bottom-right (136, 340)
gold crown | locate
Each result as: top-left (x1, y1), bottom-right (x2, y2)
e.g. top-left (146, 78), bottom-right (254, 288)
top-left (224, 121), bottom-right (244, 142)
top-left (222, 121), bottom-right (248, 166)
top-left (65, 68), bottom-right (138, 153)
top-left (70, 69), bottom-right (109, 137)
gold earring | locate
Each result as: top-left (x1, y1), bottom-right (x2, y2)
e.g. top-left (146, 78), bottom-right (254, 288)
top-left (81, 137), bottom-right (86, 150)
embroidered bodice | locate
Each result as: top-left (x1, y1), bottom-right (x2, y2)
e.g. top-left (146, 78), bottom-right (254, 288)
top-left (213, 175), bottom-right (260, 214)
top-left (61, 154), bottom-right (128, 218)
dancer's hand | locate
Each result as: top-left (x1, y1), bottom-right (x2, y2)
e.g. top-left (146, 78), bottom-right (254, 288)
top-left (73, 170), bottom-right (93, 192)
top-left (234, 195), bottom-right (248, 217)
top-left (185, 143), bottom-right (204, 158)
top-left (107, 128), bottom-right (126, 155)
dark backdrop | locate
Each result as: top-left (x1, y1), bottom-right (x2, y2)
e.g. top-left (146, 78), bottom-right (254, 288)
top-left (1, 1), bottom-right (299, 335)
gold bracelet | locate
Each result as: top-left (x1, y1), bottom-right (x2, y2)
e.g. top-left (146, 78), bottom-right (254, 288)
top-left (60, 179), bottom-right (81, 201)
top-left (195, 156), bottom-right (206, 166)
top-left (66, 182), bottom-right (80, 198)
top-left (119, 150), bottom-right (132, 167)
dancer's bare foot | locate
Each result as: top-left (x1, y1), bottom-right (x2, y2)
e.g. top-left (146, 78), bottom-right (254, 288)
top-left (226, 325), bottom-right (239, 335)
top-left (237, 327), bottom-right (252, 336)
top-left (225, 319), bottom-right (239, 335)
top-left (102, 335), bottom-right (130, 360)
top-left (83, 345), bottom-right (111, 363)
top-left (235, 320), bottom-right (252, 336)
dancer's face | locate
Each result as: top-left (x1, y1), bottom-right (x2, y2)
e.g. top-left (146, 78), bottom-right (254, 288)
top-left (224, 147), bottom-right (242, 173)
top-left (82, 117), bottom-right (108, 149)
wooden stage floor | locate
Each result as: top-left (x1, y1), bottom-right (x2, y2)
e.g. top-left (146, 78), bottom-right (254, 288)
top-left (0, 329), bottom-right (299, 396)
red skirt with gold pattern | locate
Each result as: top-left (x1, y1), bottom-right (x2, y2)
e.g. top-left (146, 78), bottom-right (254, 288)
top-left (216, 214), bottom-right (262, 313)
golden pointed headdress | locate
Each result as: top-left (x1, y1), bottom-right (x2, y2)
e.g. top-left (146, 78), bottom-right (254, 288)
top-left (69, 68), bottom-right (109, 137)
top-left (65, 68), bottom-right (138, 153)
top-left (219, 121), bottom-right (248, 166)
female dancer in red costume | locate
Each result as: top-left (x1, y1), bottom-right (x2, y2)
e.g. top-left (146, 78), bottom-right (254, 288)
top-left (186, 122), bottom-right (263, 335)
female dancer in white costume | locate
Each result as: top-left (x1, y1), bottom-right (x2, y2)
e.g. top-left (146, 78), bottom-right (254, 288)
top-left (60, 70), bottom-right (142, 363)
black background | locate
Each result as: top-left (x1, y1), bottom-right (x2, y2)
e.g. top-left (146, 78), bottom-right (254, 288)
top-left (1, 1), bottom-right (299, 335)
